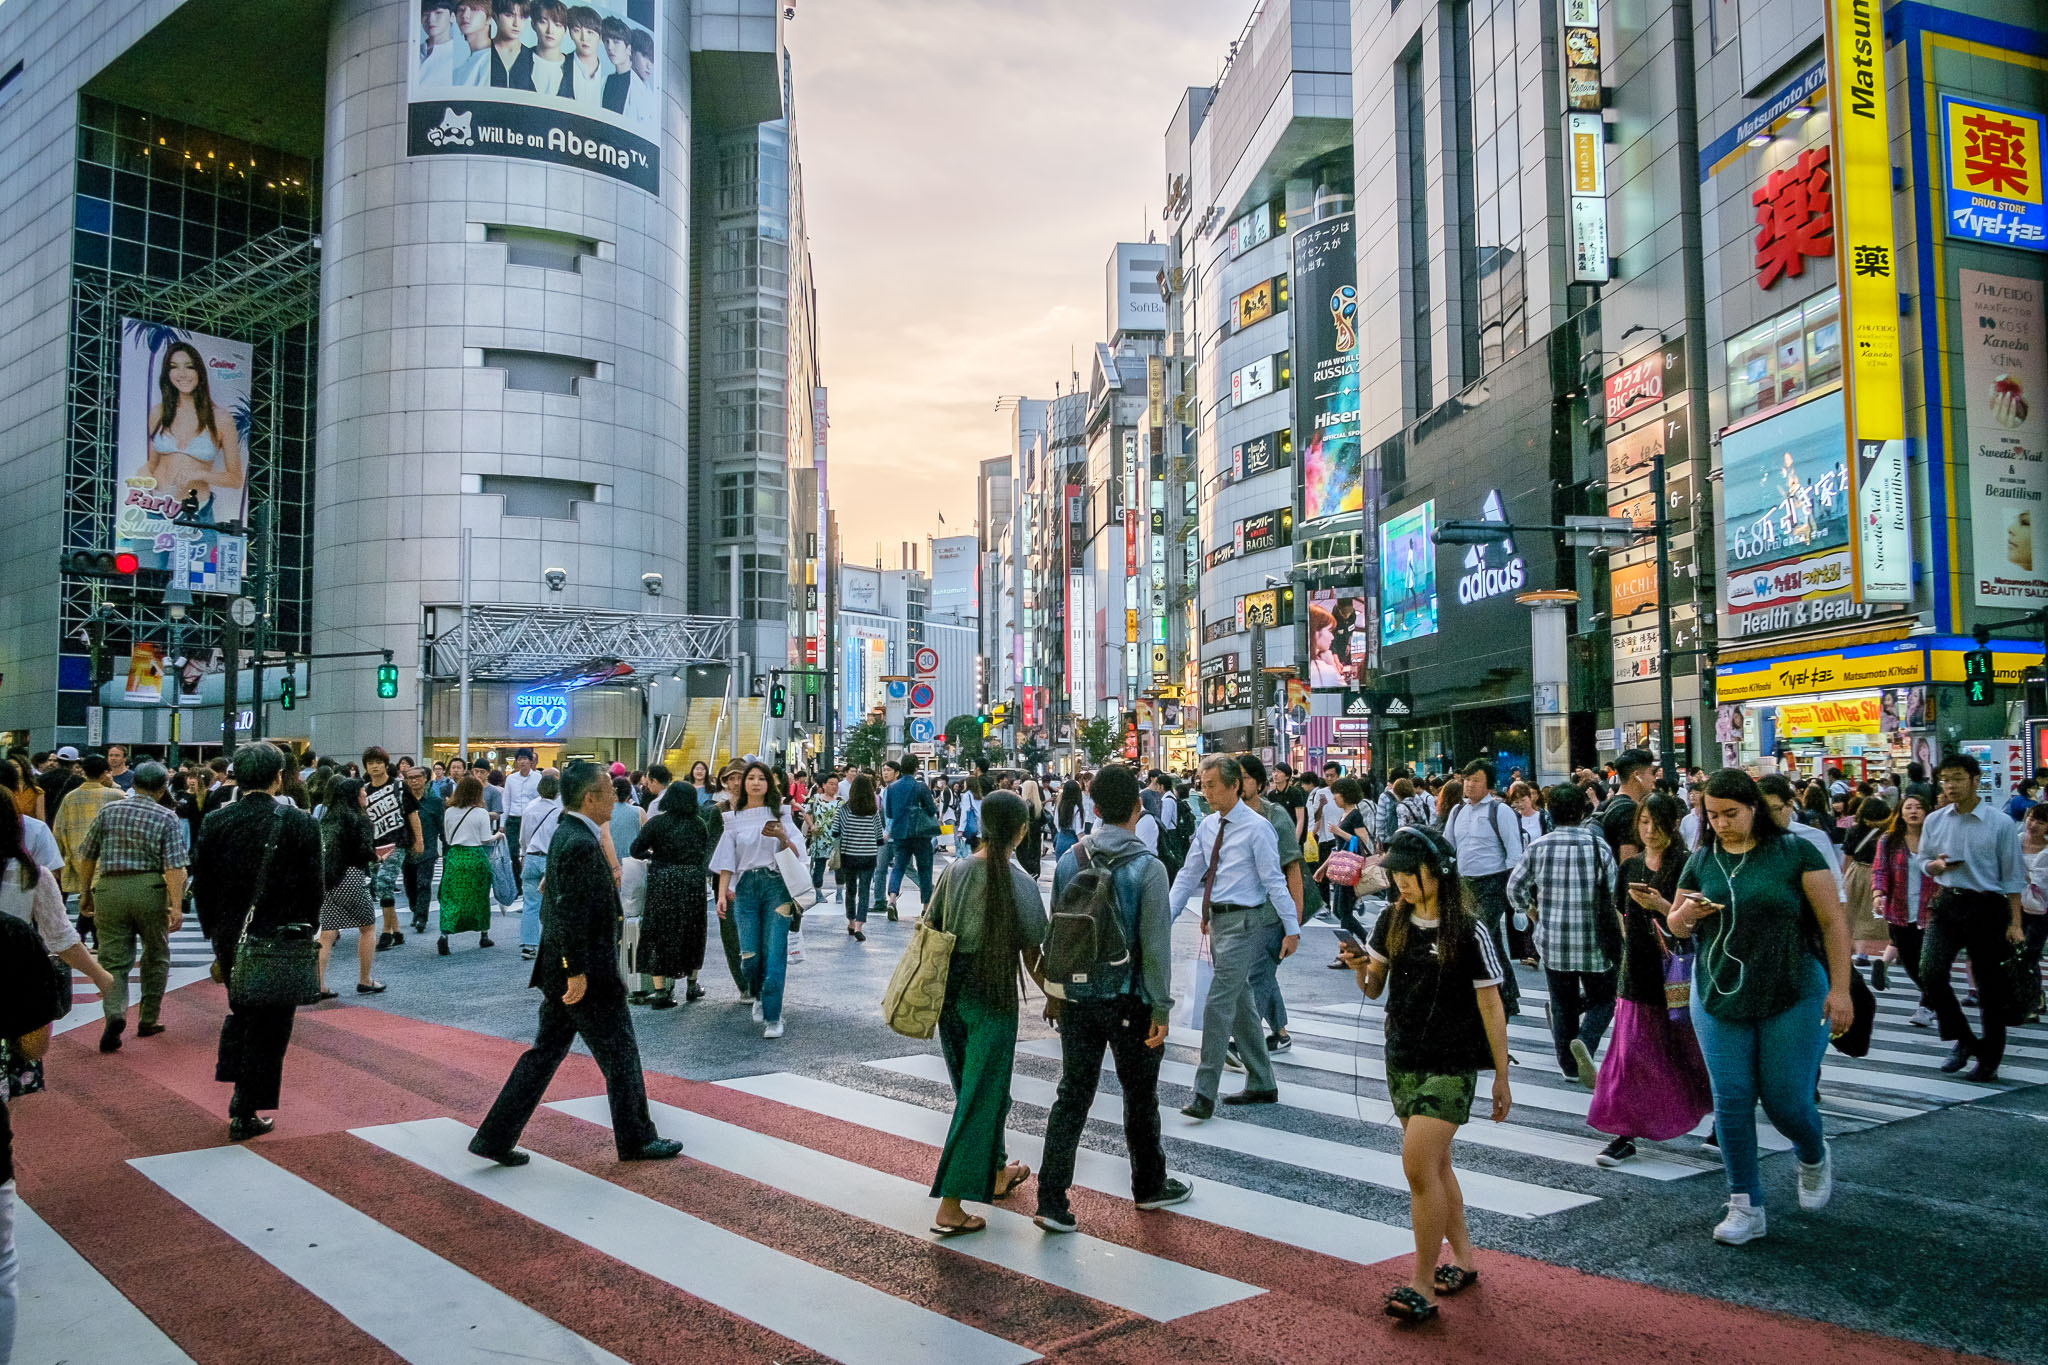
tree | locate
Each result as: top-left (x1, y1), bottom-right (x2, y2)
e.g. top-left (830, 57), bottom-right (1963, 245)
top-left (842, 719), bottom-right (889, 769)
top-left (943, 713), bottom-right (985, 765)
top-left (1077, 717), bottom-right (1117, 766)
top-left (1018, 735), bottom-right (1050, 773)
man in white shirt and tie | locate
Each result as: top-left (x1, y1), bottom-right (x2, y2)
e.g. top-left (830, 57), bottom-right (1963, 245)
top-left (503, 748), bottom-right (543, 877)
top-left (1168, 754), bottom-right (1300, 1119)
top-left (1441, 759), bottom-right (1526, 1014)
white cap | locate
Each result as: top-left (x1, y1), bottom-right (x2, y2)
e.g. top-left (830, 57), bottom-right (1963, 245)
top-left (54, 746), bottom-right (81, 761)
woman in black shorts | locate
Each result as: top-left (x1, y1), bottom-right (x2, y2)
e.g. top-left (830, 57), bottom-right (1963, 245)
top-left (1338, 826), bottom-right (1512, 1324)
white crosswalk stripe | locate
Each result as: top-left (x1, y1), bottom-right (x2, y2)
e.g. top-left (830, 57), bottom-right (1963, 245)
top-left (13, 1201), bottom-right (199, 1365)
top-left (355, 1116), bottom-right (1038, 1365)
top-left (547, 1095), bottom-right (1260, 1319)
top-left (717, 1070), bottom-right (1419, 1265)
top-left (868, 1054), bottom-right (1598, 1218)
top-left (132, 1146), bottom-right (632, 1365)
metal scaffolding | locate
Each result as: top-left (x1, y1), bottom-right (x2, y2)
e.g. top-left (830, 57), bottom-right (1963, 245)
top-left (425, 606), bottom-right (739, 681)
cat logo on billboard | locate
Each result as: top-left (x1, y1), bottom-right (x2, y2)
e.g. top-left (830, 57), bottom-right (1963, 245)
top-left (1459, 490), bottom-right (1526, 604)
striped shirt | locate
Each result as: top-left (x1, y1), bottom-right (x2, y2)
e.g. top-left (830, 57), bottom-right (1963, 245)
top-left (78, 792), bottom-right (190, 876)
top-left (832, 809), bottom-right (886, 859)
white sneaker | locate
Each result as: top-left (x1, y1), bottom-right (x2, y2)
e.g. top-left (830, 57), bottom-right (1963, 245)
top-left (763, 1019), bottom-right (784, 1038)
top-left (752, 1001), bottom-right (766, 1023)
top-left (1797, 1143), bottom-right (1833, 1211)
top-left (1909, 1004), bottom-right (1936, 1028)
top-left (1712, 1194), bottom-right (1767, 1245)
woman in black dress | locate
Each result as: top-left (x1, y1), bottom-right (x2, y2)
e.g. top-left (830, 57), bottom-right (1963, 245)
top-left (316, 778), bottom-right (383, 998)
top-left (631, 782), bottom-right (710, 1008)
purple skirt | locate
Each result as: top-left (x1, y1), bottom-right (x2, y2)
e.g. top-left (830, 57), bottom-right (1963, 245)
top-left (1587, 997), bottom-right (1715, 1141)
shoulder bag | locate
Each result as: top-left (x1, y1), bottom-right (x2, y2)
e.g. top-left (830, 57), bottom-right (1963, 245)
top-left (1322, 835), bottom-right (1368, 887)
top-left (902, 785), bottom-right (942, 842)
top-left (229, 808), bottom-right (321, 1009)
top-left (880, 868), bottom-right (955, 1038)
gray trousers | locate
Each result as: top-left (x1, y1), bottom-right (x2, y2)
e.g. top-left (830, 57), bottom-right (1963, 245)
top-left (1194, 908), bottom-right (1280, 1101)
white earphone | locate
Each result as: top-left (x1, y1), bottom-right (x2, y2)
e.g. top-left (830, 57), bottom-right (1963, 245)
top-left (1704, 845), bottom-right (1750, 998)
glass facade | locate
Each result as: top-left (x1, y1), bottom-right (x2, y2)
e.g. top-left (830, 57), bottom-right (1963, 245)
top-left (1462, 0), bottom-right (1535, 374)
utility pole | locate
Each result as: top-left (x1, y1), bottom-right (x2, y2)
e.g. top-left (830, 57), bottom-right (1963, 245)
top-left (459, 526), bottom-right (473, 763)
top-left (248, 501), bottom-right (273, 739)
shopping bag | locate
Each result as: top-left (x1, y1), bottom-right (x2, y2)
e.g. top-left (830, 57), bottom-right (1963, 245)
top-left (486, 835), bottom-right (518, 906)
top-left (775, 845), bottom-right (819, 912)
top-left (1188, 929), bottom-right (1215, 1023)
top-left (619, 857), bottom-right (648, 920)
top-left (881, 917), bottom-right (956, 1039)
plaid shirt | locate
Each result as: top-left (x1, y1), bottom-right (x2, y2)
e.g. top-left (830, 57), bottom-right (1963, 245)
top-left (52, 781), bottom-right (123, 893)
top-left (78, 792), bottom-right (190, 877)
top-left (1506, 823), bottom-right (1617, 972)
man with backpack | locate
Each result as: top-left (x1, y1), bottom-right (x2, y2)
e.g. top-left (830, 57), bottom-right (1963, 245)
top-left (1035, 764), bottom-right (1190, 1233)
top-left (1152, 771), bottom-right (1193, 880)
top-left (1443, 759), bottom-right (1528, 1015)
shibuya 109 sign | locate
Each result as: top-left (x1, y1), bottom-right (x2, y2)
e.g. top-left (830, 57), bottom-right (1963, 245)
top-left (512, 689), bottom-right (570, 736)
top-left (406, 0), bottom-right (663, 194)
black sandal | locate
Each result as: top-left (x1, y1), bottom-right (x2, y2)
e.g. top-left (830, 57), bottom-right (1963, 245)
top-left (1383, 1286), bottom-right (1438, 1323)
top-left (993, 1163), bottom-right (1031, 1199)
top-left (1433, 1264), bottom-right (1479, 1295)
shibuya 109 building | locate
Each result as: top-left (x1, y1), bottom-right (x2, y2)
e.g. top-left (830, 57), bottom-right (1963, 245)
top-left (0, 0), bottom-right (828, 770)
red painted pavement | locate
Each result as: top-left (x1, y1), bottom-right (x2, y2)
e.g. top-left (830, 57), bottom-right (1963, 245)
top-left (9, 981), bottom-right (2004, 1365)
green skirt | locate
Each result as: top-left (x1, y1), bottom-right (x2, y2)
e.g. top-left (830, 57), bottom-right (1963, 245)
top-left (439, 845), bottom-right (492, 935)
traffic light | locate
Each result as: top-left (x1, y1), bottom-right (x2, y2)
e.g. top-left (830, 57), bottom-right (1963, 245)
top-left (376, 661), bottom-right (399, 699)
top-left (61, 548), bottom-right (139, 580)
top-left (279, 671), bottom-right (296, 711)
top-left (770, 682), bottom-right (787, 718)
top-left (1964, 649), bottom-right (1995, 707)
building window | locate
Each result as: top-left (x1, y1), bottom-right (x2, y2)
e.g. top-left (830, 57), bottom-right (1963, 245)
top-left (715, 468), bottom-right (787, 540)
top-left (1400, 48), bottom-right (1434, 414)
top-left (1725, 287), bottom-right (1842, 421)
top-left (713, 305), bottom-right (788, 377)
top-left (712, 551), bottom-right (788, 616)
top-left (712, 386), bottom-right (788, 457)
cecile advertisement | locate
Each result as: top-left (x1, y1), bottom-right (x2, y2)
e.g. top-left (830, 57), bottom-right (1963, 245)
top-left (1961, 269), bottom-right (2048, 605)
top-left (116, 318), bottom-right (252, 591)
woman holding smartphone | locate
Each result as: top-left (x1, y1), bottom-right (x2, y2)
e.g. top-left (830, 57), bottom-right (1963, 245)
top-left (1669, 770), bottom-right (1854, 1246)
top-left (1588, 793), bottom-right (1712, 1167)
top-left (1337, 826), bottom-right (1511, 1325)
top-left (711, 762), bottom-right (806, 1038)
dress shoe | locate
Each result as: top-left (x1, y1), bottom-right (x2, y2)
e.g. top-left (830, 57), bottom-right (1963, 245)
top-left (479, 934), bottom-right (494, 948)
top-left (138, 1022), bottom-right (167, 1037)
top-left (621, 1138), bottom-right (684, 1161)
top-left (356, 981), bottom-right (387, 994)
top-left (684, 980), bottom-right (705, 1002)
top-left (228, 1115), bottom-right (275, 1141)
top-left (466, 1137), bottom-right (531, 1166)
top-left (1939, 1040), bottom-right (1974, 1073)
top-left (375, 932), bottom-right (395, 951)
top-left (1180, 1094), bottom-right (1215, 1120)
top-left (1967, 1063), bottom-right (2002, 1084)
top-left (1223, 1088), bottom-right (1279, 1106)
top-left (99, 1016), bottom-right (125, 1053)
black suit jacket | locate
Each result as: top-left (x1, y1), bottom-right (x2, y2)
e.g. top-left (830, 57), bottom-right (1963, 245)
top-left (193, 793), bottom-right (325, 961)
top-left (603, 70), bottom-right (629, 114)
top-left (531, 813), bottom-right (625, 1001)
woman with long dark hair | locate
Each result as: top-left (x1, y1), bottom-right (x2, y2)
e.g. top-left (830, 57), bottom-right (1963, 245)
top-left (831, 772), bottom-right (886, 938)
top-left (1872, 784), bottom-right (1939, 1028)
top-left (711, 761), bottom-right (807, 1037)
top-left (438, 776), bottom-right (496, 953)
top-left (1015, 777), bottom-right (1046, 878)
top-left (630, 782), bottom-right (709, 1008)
top-left (1336, 826), bottom-right (1510, 1323)
top-left (926, 791), bottom-right (1048, 1236)
top-left (1840, 795), bottom-right (1892, 983)
top-left (315, 778), bottom-right (384, 997)
top-left (1671, 769), bottom-right (1853, 1245)
top-left (1054, 780), bottom-right (1084, 857)
top-left (688, 760), bottom-right (714, 797)
top-left (1588, 793), bottom-right (1713, 1167)
top-left (143, 340), bottom-right (244, 513)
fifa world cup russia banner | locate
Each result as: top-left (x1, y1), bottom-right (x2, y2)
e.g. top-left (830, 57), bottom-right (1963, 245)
top-left (1292, 214), bottom-right (1363, 522)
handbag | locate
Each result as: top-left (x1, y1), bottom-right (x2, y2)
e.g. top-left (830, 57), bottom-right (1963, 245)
top-left (1322, 836), bottom-right (1367, 887)
top-left (902, 788), bottom-right (942, 842)
top-left (1658, 930), bottom-right (1692, 1022)
top-left (775, 842), bottom-right (819, 912)
top-left (881, 916), bottom-right (956, 1038)
top-left (1997, 939), bottom-right (2043, 1026)
top-left (486, 832), bottom-right (518, 905)
top-left (1829, 964), bottom-right (1878, 1056)
top-left (229, 808), bottom-right (321, 1009)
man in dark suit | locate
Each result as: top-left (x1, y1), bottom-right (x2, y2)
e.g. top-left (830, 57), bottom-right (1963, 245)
top-left (192, 742), bottom-right (325, 1141)
top-left (471, 759), bottom-right (680, 1164)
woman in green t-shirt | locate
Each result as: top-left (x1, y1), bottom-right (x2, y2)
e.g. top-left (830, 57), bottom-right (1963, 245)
top-left (1672, 770), bottom-right (1854, 1247)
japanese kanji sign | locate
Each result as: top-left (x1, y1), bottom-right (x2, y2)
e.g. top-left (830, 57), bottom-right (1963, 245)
top-left (1753, 145), bottom-right (1834, 288)
top-left (1942, 95), bottom-right (2047, 253)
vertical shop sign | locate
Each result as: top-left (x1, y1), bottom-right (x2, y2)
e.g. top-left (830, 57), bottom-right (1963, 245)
top-left (1961, 270), bottom-right (2048, 605)
top-left (1561, 0), bottom-right (1609, 284)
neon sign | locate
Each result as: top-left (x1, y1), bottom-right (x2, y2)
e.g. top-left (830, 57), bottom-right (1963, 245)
top-left (513, 690), bottom-right (569, 736)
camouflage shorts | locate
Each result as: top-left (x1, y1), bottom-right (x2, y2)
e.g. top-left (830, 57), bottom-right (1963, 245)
top-left (1386, 1066), bottom-right (1477, 1125)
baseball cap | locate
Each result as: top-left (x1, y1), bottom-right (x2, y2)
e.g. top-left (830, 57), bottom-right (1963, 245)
top-left (54, 746), bottom-right (81, 761)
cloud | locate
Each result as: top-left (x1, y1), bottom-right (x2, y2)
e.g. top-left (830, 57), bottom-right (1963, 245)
top-left (785, 0), bottom-right (1247, 558)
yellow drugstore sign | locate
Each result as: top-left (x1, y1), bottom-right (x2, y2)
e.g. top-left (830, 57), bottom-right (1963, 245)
top-left (1825, 0), bottom-right (1904, 443)
top-left (1715, 648), bottom-right (1925, 701)
top-left (1778, 696), bottom-right (1883, 737)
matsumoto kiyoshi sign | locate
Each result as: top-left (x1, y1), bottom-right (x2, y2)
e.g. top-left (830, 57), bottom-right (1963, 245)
top-left (1457, 490), bottom-right (1526, 604)
top-left (406, 0), bottom-right (663, 195)
top-left (512, 690), bottom-right (570, 737)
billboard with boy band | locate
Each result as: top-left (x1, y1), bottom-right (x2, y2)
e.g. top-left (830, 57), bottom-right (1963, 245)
top-left (408, 0), bottom-right (662, 194)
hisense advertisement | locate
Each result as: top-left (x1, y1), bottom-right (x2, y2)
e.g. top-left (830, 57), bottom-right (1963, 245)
top-left (1293, 214), bottom-right (1363, 522)
top-left (407, 0), bottom-right (663, 194)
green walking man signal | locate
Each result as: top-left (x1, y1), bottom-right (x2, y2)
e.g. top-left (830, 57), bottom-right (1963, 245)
top-left (770, 682), bottom-right (787, 718)
top-left (279, 671), bottom-right (296, 710)
top-left (376, 657), bottom-right (398, 699)
top-left (1963, 649), bottom-right (1994, 707)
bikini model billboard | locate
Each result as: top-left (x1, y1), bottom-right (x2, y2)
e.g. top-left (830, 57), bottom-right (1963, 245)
top-left (116, 318), bottom-right (252, 590)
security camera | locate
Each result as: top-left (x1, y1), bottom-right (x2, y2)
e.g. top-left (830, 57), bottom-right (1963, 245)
top-left (784, 4), bottom-right (796, 17)
top-left (642, 572), bottom-right (664, 597)
top-left (543, 567), bottom-right (567, 592)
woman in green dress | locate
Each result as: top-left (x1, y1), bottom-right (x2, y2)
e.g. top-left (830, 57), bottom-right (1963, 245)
top-left (927, 790), bottom-right (1048, 1236)
top-left (437, 775), bottom-right (496, 953)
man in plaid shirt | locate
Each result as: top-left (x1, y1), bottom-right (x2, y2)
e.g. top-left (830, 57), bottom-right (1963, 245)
top-left (72, 763), bottom-right (189, 1053)
top-left (1506, 782), bottom-right (1618, 1089)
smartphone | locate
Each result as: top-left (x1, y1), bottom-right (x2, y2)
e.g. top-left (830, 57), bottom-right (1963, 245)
top-left (1332, 928), bottom-right (1364, 953)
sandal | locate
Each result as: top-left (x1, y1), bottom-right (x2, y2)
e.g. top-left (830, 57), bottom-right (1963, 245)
top-left (1433, 1264), bottom-right (1479, 1295)
top-left (930, 1214), bottom-right (987, 1237)
top-left (314, 990), bottom-right (339, 1002)
top-left (993, 1163), bottom-right (1031, 1199)
top-left (1383, 1286), bottom-right (1438, 1323)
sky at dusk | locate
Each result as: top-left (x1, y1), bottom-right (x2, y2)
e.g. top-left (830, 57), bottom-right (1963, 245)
top-left (785, 0), bottom-right (1250, 565)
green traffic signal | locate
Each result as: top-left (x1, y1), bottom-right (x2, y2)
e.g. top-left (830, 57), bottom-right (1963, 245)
top-left (770, 683), bottom-right (787, 718)
top-left (376, 662), bottom-right (398, 699)
top-left (1964, 650), bottom-right (1994, 707)
top-left (279, 674), bottom-right (296, 710)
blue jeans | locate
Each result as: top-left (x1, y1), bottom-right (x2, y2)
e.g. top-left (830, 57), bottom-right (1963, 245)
top-left (1246, 914), bottom-right (1288, 1035)
top-left (888, 836), bottom-right (935, 904)
top-left (520, 852), bottom-right (547, 949)
top-left (1690, 959), bottom-right (1830, 1203)
top-left (870, 842), bottom-right (892, 904)
top-left (733, 867), bottom-right (793, 1023)
top-left (1054, 831), bottom-right (1078, 857)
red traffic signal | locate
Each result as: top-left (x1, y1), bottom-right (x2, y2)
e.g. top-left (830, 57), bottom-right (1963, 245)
top-left (61, 548), bottom-right (140, 579)
top-left (113, 551), bottom-right (139, 574)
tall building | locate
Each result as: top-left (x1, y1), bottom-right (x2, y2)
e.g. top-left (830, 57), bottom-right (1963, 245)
top-left (0, 0), bottom-right (822, 769)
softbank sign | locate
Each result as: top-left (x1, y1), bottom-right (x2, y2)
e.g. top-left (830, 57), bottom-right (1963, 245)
top-left (1459, 490), bottom-right (1526, 604)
